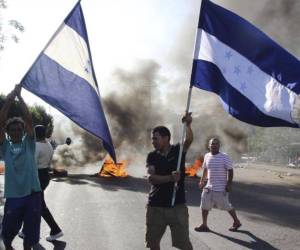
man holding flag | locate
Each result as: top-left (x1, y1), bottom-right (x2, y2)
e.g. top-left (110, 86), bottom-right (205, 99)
top-left (0, 85), bottom-right (42, 250)
top-left (175, 0), bottom-right (300, 237)
top-left (145, 113), bottom-right (193, 250)
top-left (0, 0), bottom-right (116, 246)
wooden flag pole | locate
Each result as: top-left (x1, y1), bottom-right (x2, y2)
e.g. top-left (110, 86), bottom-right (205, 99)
top-left (171, 86), bottom-right (193, 207)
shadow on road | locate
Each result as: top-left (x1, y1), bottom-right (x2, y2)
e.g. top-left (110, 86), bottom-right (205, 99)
top-left (33, 243), bottom-right (46, 250)
top-left (210, 229), bottom-right (279, 250)
top-left (52, 174), bottom-right (151, 194)
top-left (51, 174), bottom-right (300, 230)
top-left (33, 240), bottom-right (66, 250)
top-left (231, 182), bottom-right (300, 230)
top-left (51, 240), bottom-right (67, 250)
top-left (185, 178), bottom-right (300, 230)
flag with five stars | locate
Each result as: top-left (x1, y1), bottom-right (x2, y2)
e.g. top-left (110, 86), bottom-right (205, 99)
top-left (21, 0), bottom-right (116, 161)
top-left (191, 0), bottom-right (300, 127)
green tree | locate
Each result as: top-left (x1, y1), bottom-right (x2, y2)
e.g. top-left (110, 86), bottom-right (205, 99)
top-left (0, 94), bottom-right (53, 137)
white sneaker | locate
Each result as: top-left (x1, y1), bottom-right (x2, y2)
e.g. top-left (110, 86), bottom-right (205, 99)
top-left (46, 231), bottom-right (64, 241)
top-left (18, 231), bottom-right (25, 239)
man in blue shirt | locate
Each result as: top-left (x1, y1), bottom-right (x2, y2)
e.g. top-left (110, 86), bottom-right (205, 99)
top-left (0, 84), bottom-right (41, 250)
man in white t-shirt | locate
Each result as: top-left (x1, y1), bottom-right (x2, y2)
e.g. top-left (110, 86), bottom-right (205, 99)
top-left (35, 125), bottom-right (63, 241)
top-left (19, 125), bottom-right (63, 242)
top-left (194, 138), bottom-right (241, 232)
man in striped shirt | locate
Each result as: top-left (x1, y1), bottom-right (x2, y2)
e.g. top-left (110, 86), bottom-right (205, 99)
top-left (195, 138), bottom-right (241, 232)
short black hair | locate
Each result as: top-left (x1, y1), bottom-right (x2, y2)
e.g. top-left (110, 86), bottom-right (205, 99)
top-left (35, 125), bottom-right (46, 140)
top-left (210, 137), bottom-right (221, 144)
top-left (6, 117), bottom-right (25, 131)
top-left (152, 126), bottom-right (171, 140)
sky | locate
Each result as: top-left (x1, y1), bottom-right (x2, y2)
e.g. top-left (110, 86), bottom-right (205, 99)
top-left (2, 0), bottom-right (299, 112)
top-left (0, 0), bottom-right (198, 105)
top-left (1, 0), bottom-right (300, 159)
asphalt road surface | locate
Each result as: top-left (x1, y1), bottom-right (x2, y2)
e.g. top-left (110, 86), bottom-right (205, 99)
top-left (0, 164), bottom-right (299, 250)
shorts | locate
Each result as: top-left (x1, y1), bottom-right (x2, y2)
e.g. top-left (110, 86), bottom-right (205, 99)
top-left (200, 189), bottom-right (233, 211)
top-left (2, 192), bottom-right (42, 246)
top-left (145, 204), bottom-right (193, 250)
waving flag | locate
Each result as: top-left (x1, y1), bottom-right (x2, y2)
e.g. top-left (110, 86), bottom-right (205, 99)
top-left (21, 1), bottom-right (116, 161)
top-left (191, 0), bottom-right (300, 127)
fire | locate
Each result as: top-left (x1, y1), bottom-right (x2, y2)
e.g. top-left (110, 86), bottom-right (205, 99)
top-left (0, 162), bottom-right (4, 174)
top-left (185, 156), bottom-right (203, 177)
top-left (99, 155), bottom-right (128, 178)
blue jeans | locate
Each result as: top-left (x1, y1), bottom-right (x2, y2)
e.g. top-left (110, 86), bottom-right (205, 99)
top-left (2, 192), bottom-right (41, 247)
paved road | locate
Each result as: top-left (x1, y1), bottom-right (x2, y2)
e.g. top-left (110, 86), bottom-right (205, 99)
top-left (0, 164), bottom-right (299, 250)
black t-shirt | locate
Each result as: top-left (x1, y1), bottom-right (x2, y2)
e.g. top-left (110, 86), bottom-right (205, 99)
top-left (146, 144), bottom-right (186, 207)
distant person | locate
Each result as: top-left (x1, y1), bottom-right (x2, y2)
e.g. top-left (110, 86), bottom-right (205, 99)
top-left (145, 113), bottom-right (193, 250)
top-left (0, 85), bottom-right (41, 250)
top-left (19, 125), bottom-right (63, 241)
top-left (195, 138), bottom-right (241, 232)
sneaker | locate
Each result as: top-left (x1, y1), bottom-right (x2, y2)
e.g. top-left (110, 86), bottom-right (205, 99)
top-left (46, 231), bottom-right (63, 241)
top-left (18, 231), bottom-right (25, 239)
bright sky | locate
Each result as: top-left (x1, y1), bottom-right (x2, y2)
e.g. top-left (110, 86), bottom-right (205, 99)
top-left (0, 0), bottom-right (277, 119)
top-left (0, 0), bottom-right (199, 104)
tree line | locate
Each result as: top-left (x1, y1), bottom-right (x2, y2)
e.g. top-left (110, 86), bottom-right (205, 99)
top-left (0, 94), bottom-right (53, 138)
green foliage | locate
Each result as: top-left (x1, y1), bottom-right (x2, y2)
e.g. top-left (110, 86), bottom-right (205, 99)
top-left (0, 94), bottom-right (54, 137)
top-left (30, 105), bottom-right (54, 138)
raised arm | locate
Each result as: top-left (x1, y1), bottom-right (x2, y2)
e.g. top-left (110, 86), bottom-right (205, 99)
top-left (0, 88), bottom-right (18, 144)
top-left (15, 84), bottom-right (34, 137)
top-left (182, 112), bottom-right (193, 152)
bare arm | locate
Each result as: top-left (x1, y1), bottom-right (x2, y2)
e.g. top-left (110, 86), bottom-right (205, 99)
top-left (15, 85), bottom-right (34, 137)
top-left (227, 169), bottom-right (233, 183)
top-left (147, 165), bottom-right (180, 185)
top-left (0, 89), bottom-right (17, 144)
top-left (226, 169), bottom-right (234, 192)
top-left (182, 112), bottom-right (193, 152)
top-left (199, 167), bottom-right (208, 189)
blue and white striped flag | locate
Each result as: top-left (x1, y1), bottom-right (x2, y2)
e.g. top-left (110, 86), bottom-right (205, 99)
top-left (191, 0), bottom-right (300, 127)
top-left (21, 1), bottom-right (116, 161)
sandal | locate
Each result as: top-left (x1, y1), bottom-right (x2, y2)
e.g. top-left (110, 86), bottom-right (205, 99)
top-left (194, 225), bottom-right (210, 232)
top-left (229, 222), bottom-right (242, 231)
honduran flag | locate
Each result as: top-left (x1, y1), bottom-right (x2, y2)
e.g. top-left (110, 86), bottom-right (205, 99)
top-left (191, 0), bottom-right (300, 127)
top-left (21, 1), bottom-right (116, 161)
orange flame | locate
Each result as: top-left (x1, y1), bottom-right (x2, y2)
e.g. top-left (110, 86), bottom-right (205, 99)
top-left (99, 155), bottom-right (128, 178)
top-left (0, 162), bottom-right (5, 174)
top-left (185, 157), bottom-right (202, 177)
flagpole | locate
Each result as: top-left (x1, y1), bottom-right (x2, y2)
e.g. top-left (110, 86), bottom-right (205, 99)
top-left (171, 86), bottom-right (193, 205)
top-left (171, 86), bottom-right (193, 207)
top-left (171, 0), bottom-right (205, 207)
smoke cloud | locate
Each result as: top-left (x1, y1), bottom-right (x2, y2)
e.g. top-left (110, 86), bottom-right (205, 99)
top-left (104, 60), bottom-right (163, 148)
top-left (53, 0), bottom-right (300, 167)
